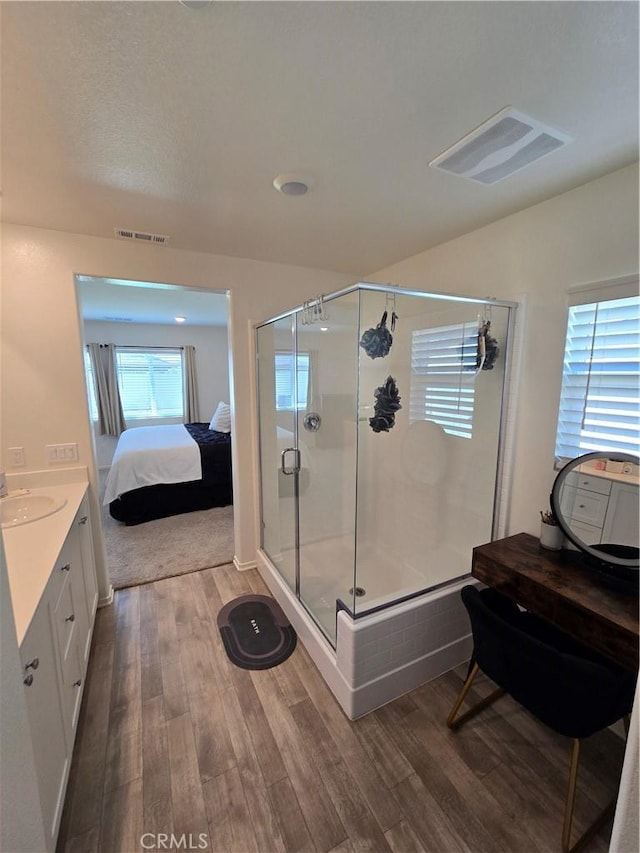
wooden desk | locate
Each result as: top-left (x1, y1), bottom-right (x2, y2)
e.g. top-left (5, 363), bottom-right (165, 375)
top-left (472, 532), bottom-right (639, 672)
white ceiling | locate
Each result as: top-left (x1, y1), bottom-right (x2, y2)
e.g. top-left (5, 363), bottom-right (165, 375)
top-left (76, 276), bottom-right (229, 326)
top-left (1, 1), bottom-right (638, 276)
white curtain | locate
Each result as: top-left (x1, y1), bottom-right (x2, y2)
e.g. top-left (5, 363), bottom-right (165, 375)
top-left (182, 345), bottom-right (199, 422)
top-left (88, 343), bottom-right (126, 436)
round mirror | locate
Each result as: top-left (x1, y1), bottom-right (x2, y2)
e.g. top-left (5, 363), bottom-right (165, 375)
top-left (551, 451), bottom-right (639, 589)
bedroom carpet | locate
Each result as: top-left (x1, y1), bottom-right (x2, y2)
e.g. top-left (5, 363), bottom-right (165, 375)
top-left (101, 495), bottom-right (235, 589)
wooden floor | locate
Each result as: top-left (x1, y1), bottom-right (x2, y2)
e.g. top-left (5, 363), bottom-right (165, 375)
top-left (57, 564), bottom-right (625, 853)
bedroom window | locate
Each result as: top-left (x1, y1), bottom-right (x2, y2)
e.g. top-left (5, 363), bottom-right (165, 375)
top-left (409, 322), bottom-right (477, 439)
top-left (555, 292), bottom-right (640, 463)
top-left (116, 347), bottom-right (184, 420)
top-left (83, 350), bottom-right (99, 421)
top-left (275, 352), bottom-right (310, 410)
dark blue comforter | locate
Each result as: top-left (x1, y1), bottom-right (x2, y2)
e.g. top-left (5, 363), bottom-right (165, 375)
top-left (110, 423), bottom-right (232, 525)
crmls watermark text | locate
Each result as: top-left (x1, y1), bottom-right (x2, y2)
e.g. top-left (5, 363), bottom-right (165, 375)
top-left (140, 833), bottom-right (209, 850)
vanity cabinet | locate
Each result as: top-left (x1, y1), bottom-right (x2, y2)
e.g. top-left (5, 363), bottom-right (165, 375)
top-left (77, 499), bottom-right (98, 648)
top-left (18, 493), bottom-right (98, 852)
top-left (602, 482), bottom-right (639, 548)
top-left (560, 473), bottom-right (639, 549)
top-left (19, 574), bottom-right (70, 851)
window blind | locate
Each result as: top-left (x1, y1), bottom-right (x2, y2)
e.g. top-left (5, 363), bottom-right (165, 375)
top-left (83, 350), bottom-right (99, 421)
top-left (555, 295), bottom-right (640, 461)
top-left (116, 347), bottom-right (184, 420)
top-left (275, 352), bottom-right (309, 411)
top-left (410, 322), bottom-right (477, 439)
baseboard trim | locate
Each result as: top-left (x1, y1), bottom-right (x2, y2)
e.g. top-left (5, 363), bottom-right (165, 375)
top-left (233, 555), bottom-right (257, 572)
top-left (98, 585), bottom-right (114, 607)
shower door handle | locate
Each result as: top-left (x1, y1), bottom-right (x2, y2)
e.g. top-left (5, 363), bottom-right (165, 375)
top-left (281, 448), bottom-right (300, 475)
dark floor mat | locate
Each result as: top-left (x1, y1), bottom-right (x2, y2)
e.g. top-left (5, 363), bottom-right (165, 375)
top-left (217, 594), bottom-right (297, 670)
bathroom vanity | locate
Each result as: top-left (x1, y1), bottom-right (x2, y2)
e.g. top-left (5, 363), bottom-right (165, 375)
top-left (2, 480), bottom-right (97, 852)
top-left (472, 532), bottom-right (639, 671)
top-left (557, 468), bottom-right (639, 549)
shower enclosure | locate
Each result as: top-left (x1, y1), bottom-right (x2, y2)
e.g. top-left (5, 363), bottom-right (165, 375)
top-left (256, 283), bottom-right (515, 715)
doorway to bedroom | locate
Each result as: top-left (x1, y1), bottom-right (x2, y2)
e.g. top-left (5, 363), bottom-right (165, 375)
top-left (75, 275), bottom-right (235, 589)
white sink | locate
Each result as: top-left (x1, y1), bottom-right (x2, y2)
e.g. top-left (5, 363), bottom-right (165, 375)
top-left (0, 494), bottom-right (67, 528)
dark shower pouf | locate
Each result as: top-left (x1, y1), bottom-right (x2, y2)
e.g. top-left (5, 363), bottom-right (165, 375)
top-left (369, 375), bottom-right (402, 432)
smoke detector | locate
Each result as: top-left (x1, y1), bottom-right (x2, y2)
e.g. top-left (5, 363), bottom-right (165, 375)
top-left (429, 107), bottom-right (572, 185)
top-left (114, 228), bottom-right (170, 245)
top-left (273, 174), bottom-right (311, 196)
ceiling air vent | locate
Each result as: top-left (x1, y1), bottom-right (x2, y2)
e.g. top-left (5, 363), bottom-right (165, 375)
top-left (429, 107), bottom-right (572, 185)
top-left (114, 228), bottom-right (170, 245)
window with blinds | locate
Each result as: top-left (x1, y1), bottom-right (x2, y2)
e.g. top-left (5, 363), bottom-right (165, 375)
top-left (555, 294), bottom-right (640, 462)
top-left (275, 352), bottom-right (310, 411)
top-left (116, 347), bottom-right (184, 420)
top-left (410, 322), bottom-right (478, 439)
top-left (83, 350), bottom-right (99, 421)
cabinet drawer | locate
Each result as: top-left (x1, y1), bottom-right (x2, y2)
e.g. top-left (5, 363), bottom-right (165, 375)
top-left (49, 537), bottom-right (75, 610)
top-left (60, 632), bottom-right (83, 737)
top-left (573, 474), bottom-right (612, 496)
top-left (566, 519), bottom-right (602, 547)
top-left (53, 579), bottom-right (77, 664)
top-left (571, 488), bottom-right (609, 528)
top-left (602, 482), bottom-right (640, 548)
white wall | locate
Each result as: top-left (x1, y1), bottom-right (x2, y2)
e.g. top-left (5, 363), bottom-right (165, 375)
top-left (368, 163), bottom-right (639, 540)
top-left (0, 223), bottom-right (352, 601)
top-left (83, 319), bottom-right (230, 468)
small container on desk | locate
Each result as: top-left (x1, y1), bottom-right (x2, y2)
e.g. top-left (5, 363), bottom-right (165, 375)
top-left (540, 520), bottom-right (563, 550)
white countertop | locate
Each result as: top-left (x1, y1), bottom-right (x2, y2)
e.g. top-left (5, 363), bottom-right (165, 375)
top-left (577, 464), bottom-right (638, 487)
top-left (2, 481), bottom-right (88, 646)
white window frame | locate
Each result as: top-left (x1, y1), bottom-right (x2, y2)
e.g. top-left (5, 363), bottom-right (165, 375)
top-left (554, 278), bottom-right (639, 464)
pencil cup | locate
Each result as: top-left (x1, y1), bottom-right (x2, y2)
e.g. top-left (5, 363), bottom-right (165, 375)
top-left (540, 522), bottom-right (563, 550)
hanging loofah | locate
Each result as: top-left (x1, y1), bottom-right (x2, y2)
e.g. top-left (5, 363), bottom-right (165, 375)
top-left (477, 321), bottom-right (499, 371)
top-left (359, 311), bottom-right (395, 359)
top-left (369, 375), bottom-right (402, 432)
top-left (465, 321), bottom-right (500, 372)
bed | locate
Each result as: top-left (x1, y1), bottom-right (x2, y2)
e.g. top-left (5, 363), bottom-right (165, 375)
top-left (104, 422), bottom-right (232, 525)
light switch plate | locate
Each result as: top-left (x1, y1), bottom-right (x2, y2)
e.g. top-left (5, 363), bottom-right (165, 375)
top-left (46, 443), bottom-right (79, 463)
top-left (8, 447), bottom-right (25, 467)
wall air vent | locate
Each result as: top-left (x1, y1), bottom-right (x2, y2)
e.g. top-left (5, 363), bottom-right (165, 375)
top-left (429, 107), bottom-right (572, 185)
top-left (114, 228), bottom-right (170, 245)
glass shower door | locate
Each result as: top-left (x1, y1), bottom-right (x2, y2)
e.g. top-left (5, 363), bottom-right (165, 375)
top-left (257, 292), bottom-right (359, 646)
top-left (296, 292), bottom-right (359, 644)
top-left (256, 316), bottom-right (299, 594)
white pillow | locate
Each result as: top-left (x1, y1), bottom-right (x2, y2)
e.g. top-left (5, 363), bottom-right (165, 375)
top-left (209, 401), bottom-right (231, 433)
